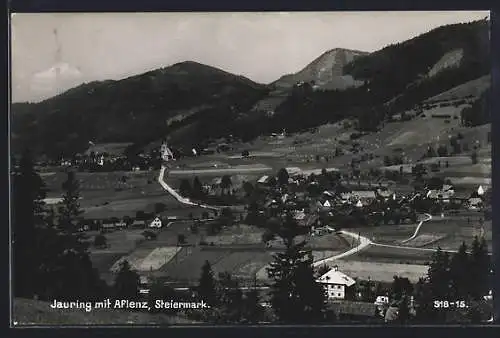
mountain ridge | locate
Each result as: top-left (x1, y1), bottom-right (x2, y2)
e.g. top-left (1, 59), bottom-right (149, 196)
top-left (11, 19), bottom-right (490, 159)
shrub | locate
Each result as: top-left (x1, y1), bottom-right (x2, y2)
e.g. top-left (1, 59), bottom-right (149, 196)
top-left (142, 230), bottom-right (157, 240)
top-left (94, 234), bottom-right (107, 248)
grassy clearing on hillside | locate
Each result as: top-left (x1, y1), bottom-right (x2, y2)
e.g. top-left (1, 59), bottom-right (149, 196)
top-left (88, 230), bottom-right (145, 253)
top-left (84, 142), bottom-right (133, 156)
top-left (415, 218), bottom-right (492, 252)
top-left (44, 171), bottom-right (160, 194)
top-left (448, 177), bottom-right (491, 186)
top-left (442, 163), bottom-right (491, 177)
top-left (425, 75), bottom-right (490, 103)
top-left (13, 298), bottom-right (197, 326)
top-left (418, 156), bottom-right (472, 166)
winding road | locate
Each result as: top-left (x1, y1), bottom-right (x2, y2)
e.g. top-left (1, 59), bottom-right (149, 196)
top-left (158, 166), bottom-right (221, 211)
top-left (401, 213), bottom-right (433, 243)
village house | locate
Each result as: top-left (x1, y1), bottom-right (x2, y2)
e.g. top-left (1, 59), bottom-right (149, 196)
top-left (376, 188), bottom-right (395, 200)
top-left (115, 220), bottom-right (127, 229)
top-left (340, 190), bottom-right (376, 205)
top-left (293, 209), bottom-right (307, 222)
top-left (317, 266), bottom-right (356, 300)
top-left (148, 217), bottom-right (163, 228)
top-left (467, 197), bottom-right (483, 210)
top-left (257, 175), bottom-right (272, 187)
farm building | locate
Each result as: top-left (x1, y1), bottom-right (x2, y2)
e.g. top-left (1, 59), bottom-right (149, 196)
top-left (317, 266), bottom-right (356, 300)
top-left (131, 220), bottom-right (146, 228)
top-left (148, 217), bottom-right (163, 228)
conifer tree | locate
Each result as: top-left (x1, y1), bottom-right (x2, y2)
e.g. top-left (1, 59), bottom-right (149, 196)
top-left (277, 168), bottom-right (289, 187)
top-left (217, 272), bottom-right (244, 323)
top-left (192, 176), bottom-right (205, 199)
top-left (427, 247), bottom-right (451, 299)
top-left (13, 152), bottom-right (106, 301)
top-left (267, 213), bottom-right (326, 323)
top-left (58, 171), bottom-right (83, 234)
top-left (197, 260), bottom-right (217, 307)
top-left (449, 242), bottom-right (470, 299)
top-left (179, 179), bottom-right (192, 197)
top-left (12, 150), bottom-right (47, 298)
top-left (113, 260), bottom-right (140, 300)
top-left (470, 236), bottom-right (490, 299)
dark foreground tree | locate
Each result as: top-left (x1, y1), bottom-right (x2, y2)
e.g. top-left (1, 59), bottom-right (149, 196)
top-left (179, 179), bottom-right (192, 197)
top-left (391, 276), bottom-right (413, 300)
top-left (13, 152), bottom-right (107, 301)
top-left (220, 175), bottom-right (233, 195)
top-left (267, 213), bottom-right (326, 323)
top-left (192, 176), bottom-right (205, 199)
top-left (58, 171), bottom-right (84, 234)
top-left (449, 242), bottom-right (470, 299)
top-left (469, 236), bottom-right (490, 300)
top-left (277, 168), bottom-right (290, 187)
top-left (217, 272), bottom-right (244, 323)
top-left (12, 151), bottom-right (48, 298)
top-left (197, 260), bottom-right (218, 306)
top-left (113, 260), bottom-right (140, 300)
top-left (427, 247), bottom-right (451, 299)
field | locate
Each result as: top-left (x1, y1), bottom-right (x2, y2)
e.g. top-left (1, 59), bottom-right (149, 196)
top-left (325, 260), bottom-right (429, 283)
top-left (41, 170), bottom-right (209, 219)
top-left (410, 217), bottom-right (492, 252)
top-left (159, 247), bottom-right (229, 281)
top-left (88, 229), bottom-right (145, 253)
top-left (343, 245), bottom-right (434, 265)
top-left (403, 234), bottom-right (447, 247)
top-left (355, 224), bottom-right (419, 245)
top-left (43, 171), bottom-right (161, 195)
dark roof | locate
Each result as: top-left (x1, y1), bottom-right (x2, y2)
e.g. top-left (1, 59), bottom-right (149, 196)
top-left (327, 301), bottom-right (378, 317)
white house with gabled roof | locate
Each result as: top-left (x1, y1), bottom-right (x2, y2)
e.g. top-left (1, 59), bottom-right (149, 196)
top-left (149, 217), bottom-right (163, 228)
top-left (316, 266), bottom-right (356, 300)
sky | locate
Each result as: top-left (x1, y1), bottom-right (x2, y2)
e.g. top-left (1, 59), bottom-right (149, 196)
top-left (11, 11), bottom-right (489, 103)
